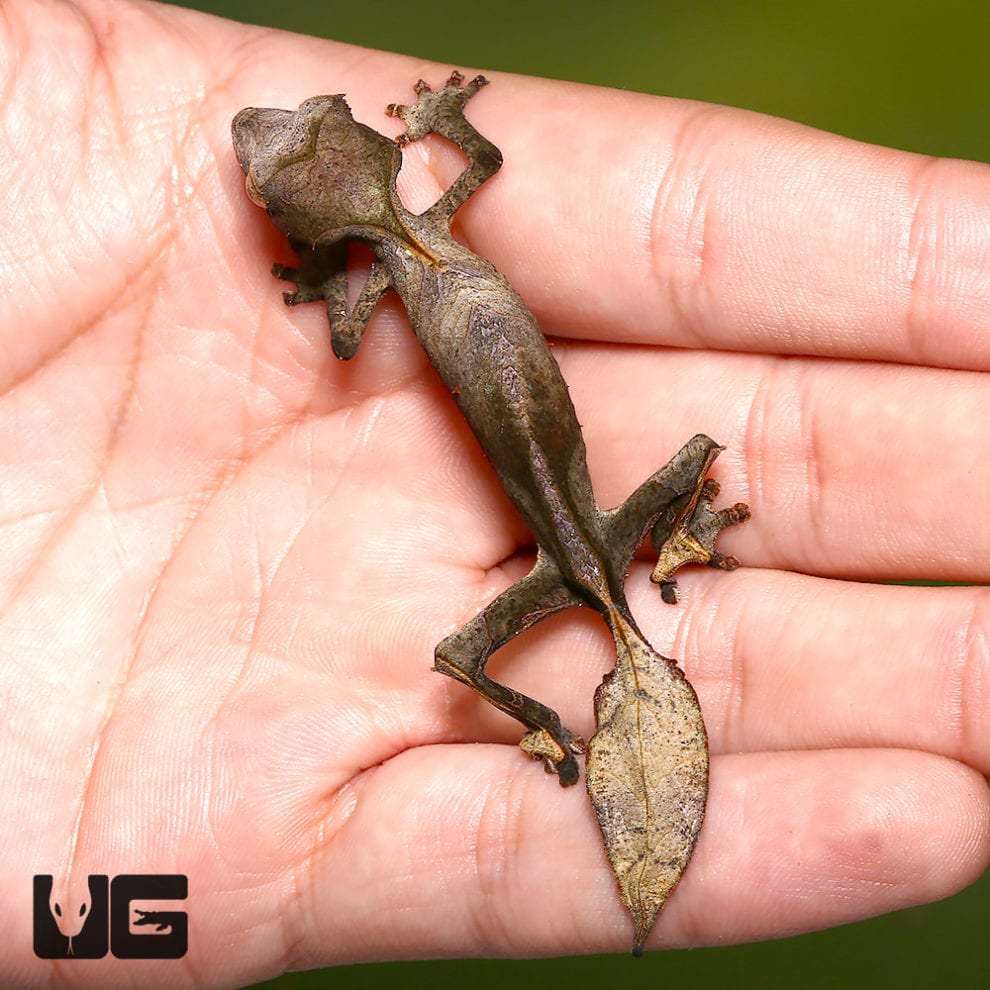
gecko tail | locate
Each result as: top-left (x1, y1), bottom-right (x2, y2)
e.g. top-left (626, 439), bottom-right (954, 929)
top-left (587, 608), bottom-right (709, 954)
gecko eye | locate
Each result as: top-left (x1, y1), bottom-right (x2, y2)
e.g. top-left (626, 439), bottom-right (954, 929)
top-left (53, 903), bottom-right (62, 917)
top-left (244, 171), bottom-right (266, 208)
top-left (79, 903), bottom-right (87, 917)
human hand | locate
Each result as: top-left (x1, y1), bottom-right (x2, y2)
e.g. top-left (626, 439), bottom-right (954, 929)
top-left (2, 2), bottom-right (988, 986)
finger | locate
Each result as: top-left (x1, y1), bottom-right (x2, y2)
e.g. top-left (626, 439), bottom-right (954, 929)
top-left (473, 80), bottom-right (990, 372)
top-left (559, 344), bottom-right (990, 582)
top-left (640, 568), bottom-right (990, 773)
top-left (297, 745), bottom-right (989, 961)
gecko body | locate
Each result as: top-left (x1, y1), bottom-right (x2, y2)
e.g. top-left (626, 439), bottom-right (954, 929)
top-left (233, 73), bottom-right (748, 948)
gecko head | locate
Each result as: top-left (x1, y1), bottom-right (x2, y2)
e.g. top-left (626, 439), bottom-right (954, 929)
top-left (232, 95), bottom-right (405, 244)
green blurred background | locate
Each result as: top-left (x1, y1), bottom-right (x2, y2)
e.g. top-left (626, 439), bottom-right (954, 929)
top-left (174, 1), bottom-right (990, 987)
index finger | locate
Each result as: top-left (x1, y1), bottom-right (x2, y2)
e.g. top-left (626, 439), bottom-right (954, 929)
top-left (451, 79), bottom-right (990, 371)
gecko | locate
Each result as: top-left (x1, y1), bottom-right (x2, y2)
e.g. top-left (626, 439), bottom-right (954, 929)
top-left (232, 72), bottom-right (749, 951)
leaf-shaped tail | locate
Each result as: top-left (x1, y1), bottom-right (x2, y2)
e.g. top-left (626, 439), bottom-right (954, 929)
top-left (585, 611), bottom-right (709, 955)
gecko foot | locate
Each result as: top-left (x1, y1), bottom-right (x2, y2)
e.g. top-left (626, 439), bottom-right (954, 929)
top-left (651, 476), bottom-right (750, 604)
top-left (386, 71), bottom-right (490, 145)
top-left (520, 727), bottom-right (585, 787)
top-left (272, 263), bottom-right (326, 305)
top-left (271, 241), bottom-right (347, 307)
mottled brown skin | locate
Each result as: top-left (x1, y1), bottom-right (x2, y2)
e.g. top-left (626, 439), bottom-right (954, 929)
top-left (231, 73), bottom-right (748, 789)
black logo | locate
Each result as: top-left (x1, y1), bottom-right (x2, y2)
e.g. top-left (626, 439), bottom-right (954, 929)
top-left (33, 874), bottom-right (188, 959)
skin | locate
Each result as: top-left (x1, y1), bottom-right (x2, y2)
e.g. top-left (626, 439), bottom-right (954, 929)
top-left (2, 1), bottom-right (990, 986)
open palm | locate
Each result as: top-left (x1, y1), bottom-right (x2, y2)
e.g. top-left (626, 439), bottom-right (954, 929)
top-left (3, 2), bottom-right (989, 987)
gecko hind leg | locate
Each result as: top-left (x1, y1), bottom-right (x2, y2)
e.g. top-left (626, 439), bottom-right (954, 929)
top-left (603, 433), bottom-right (750, 604)
top-left (434, 554), bottom-right (586, 786)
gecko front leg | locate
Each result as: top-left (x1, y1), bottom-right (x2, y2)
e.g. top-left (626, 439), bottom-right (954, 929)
top-left (386, 71), bottom-right (503, 224)
top-left (274, 242), bottom-right (393, 360)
